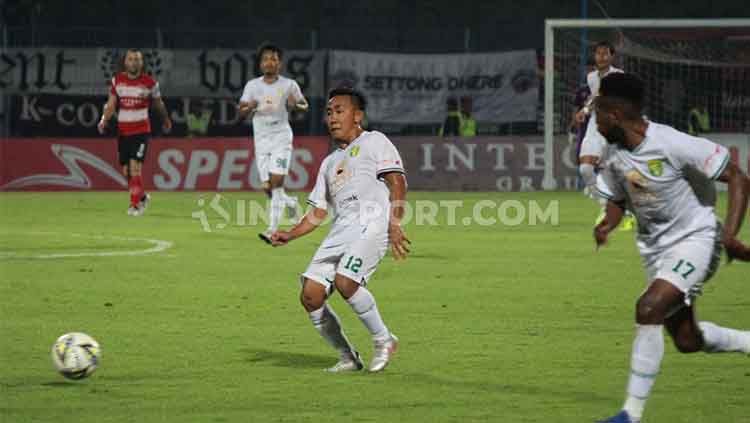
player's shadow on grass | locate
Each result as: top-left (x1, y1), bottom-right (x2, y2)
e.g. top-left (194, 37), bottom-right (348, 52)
top-left (240, 347), bottom-right (333, 369)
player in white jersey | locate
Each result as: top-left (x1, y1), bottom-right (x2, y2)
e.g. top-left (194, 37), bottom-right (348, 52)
top-left (237, 43), bottom-right (309, 243)
top-left (270, 87), bottom-right (409, 373)
top-left (575, 41), bottom-right (635, 230)
top-left (592, 73), bottom-right (750, 423)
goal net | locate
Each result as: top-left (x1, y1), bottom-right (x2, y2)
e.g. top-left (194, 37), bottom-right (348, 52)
top-left (542, 19), bottom-right (750, 190)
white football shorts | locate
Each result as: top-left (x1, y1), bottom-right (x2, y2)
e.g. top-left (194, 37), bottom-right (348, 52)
top-left (641, 229), bottom-right (722, 307)
top-left (255, 146), bottom-right (292, 182)
top-left (301, 221), bottom-right (389, 294)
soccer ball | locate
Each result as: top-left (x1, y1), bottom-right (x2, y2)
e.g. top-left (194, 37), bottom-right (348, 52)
top-left (51, 332), bottom-right (101, 380)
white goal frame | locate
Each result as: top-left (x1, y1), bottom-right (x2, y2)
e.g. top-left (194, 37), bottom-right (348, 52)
top-left (542, 18), bottom-right (750, 191)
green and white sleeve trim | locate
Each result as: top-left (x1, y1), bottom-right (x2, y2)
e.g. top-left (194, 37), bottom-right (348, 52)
top-left (709, 153), bottom-right (730, 180)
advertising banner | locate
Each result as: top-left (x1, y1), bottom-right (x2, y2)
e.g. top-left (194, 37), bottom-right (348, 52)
top-left (1, 48), bottom-right (325, 99)
top-left (328, 50), bottom-right (540, 124)
top-left (0, 137), bottom-right (331, 191)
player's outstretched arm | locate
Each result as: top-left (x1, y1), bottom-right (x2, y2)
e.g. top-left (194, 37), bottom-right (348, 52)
top-left (270, 207), bottom-right (327, 247)
top-left (716, 162), bottom-right (750, 260)
top-left (593, 200), bottom-right (625, 250)
top-left (383, 172), bottom-right (410, 260)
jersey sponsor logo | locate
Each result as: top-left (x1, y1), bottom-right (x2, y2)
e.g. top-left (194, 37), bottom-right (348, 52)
top-left (624, 168), bottom-right (658, 204)
top-left (261, 95), bottom-right (277, 109)
top-left (118, 98), bottom-right (150, 109)
top-left (625, 169), bottom-right (649, 190)
top-left (338, 194), bottom-right (358, 208)
top-left (115, 85), bottom-right (152, 98)
top-left (647, 159), bottom-right (664, 177)
top-left (349, 146), bottom-right (360, 157)
top-left (331, 158), bottom-right (353, 194)
top-left (118, 108), bottom-right (149, 122)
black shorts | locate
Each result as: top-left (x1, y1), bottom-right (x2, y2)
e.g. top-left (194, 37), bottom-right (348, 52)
top-left (118, 133), bottom-right (150, 166)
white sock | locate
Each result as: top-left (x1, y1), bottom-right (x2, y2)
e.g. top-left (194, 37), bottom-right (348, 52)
top-left (268, 187), bottom-right (284, 231)
top-left (623, 324), bottom-right (664, 421)
top-left (281, 190), bottom-right (295, 204)
top-left (699, 321), bottom-right (750, 353)
top-left (346, 287), bottom-right (390, 342)
top-left (272, 186), bottom-right (294, 204)
top-left (308, 304), bottom-right (354, 355)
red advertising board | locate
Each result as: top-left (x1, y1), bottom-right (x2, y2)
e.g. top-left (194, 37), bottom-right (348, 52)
top-left (0, 137), bottom-right (332, 191)
top-left (3, 135), bottom-right (618, 192)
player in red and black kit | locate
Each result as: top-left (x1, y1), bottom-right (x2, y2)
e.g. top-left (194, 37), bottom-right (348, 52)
top-left (98, 48), bottom-right (172, 216)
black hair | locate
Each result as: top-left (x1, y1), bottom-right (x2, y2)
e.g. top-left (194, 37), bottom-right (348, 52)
top-left (256, 43), bottom-right (283, 61)
top-left (599, 73), bottom-right (645, 118)
top-left (328, 86), bottom-right (367, 111)
top-left (594, 40), bottom-right (615, 56)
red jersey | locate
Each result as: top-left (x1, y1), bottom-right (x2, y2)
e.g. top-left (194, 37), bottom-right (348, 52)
top-left (110, 72), bottom-right (161, 136)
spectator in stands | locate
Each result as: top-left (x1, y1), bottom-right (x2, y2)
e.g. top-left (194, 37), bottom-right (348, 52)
top-left (187, 99), bottom-right (213, 137)
top-left (687, 98), bottom-right (710, 136)
top-left (459, 96), bottom-right (477, 137)
top-left (439, 97), bottom-right (461, 136)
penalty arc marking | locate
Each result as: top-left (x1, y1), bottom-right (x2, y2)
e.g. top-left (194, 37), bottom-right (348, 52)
top-left (0, 233), bottom-right (174, 259)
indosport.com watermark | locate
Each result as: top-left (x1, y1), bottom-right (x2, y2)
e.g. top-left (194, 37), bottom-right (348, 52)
top-left (191, 194), bottom-right (560, 233)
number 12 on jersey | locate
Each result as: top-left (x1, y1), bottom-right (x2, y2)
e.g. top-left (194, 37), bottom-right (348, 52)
top-left (343, 255), bottom-right (363, 273)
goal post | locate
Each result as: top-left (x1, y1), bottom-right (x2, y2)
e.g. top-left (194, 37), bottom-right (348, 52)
top-left (543, 18), bottom-right (750, 191)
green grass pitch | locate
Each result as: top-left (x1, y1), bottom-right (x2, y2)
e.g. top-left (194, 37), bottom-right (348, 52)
top-left (1, 191), bottom-right (749, 422)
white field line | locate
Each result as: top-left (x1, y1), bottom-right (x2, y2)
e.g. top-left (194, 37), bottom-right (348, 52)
top-left (0, 232), bottom-right (174, 259)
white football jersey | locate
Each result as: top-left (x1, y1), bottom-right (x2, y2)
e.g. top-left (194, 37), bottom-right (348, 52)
top-left (586, 66), bottom-right (625, 99)
top-left (308, 131), bottom-right (405, 238)
top-left (239, 75), bottom-right (305, 151)
top-left (580, 66), bottom-right (625, 161)
top-left (585, 66), bottom-right (624, 107)
top-left (595, 121), bottom-right (729, 257)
